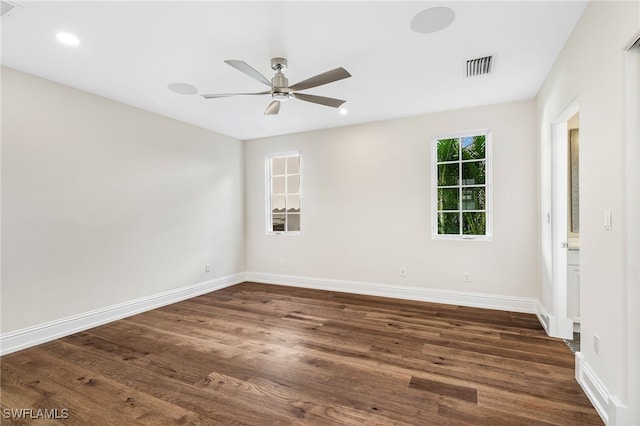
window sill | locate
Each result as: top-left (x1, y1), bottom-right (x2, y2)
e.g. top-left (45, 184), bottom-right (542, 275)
top-left (432, 235), bottom-right (493, 242)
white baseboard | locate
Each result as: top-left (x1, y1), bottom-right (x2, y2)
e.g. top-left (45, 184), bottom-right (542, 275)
top-left (0, 272), bottom-right (543, 357)
top-left (0, 273), bottom-right (245, 356)
top-left (245, 272), bottom-right (539, 314)
top-left (575, 352), bottom-right (632, 425)
top-left (535, 303), bottom-right (574, 339)
top-left (536, 302), bottom-right (551, 334)
top-left (576, 352), bottom-right (612, 424)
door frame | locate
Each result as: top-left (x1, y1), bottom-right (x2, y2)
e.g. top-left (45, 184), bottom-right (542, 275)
top-left (620, 39), bottom-right (639, 425)
top-left (548, 98), bottom-right (579, 339)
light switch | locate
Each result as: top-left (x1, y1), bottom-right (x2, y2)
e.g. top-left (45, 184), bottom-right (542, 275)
top-left (604, 209), bottom-right (613, 231)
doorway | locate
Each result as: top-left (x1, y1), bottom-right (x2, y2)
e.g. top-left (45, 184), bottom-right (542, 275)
top-left (549, 98), bottom-right (579, 339)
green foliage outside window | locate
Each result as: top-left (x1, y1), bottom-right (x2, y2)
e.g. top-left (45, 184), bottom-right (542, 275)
top-left (435, 135), bottom-right (488, 237)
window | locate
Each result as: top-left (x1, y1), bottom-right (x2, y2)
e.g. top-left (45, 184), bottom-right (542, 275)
top-left (267, 152), bottom-right (301, 234)
top-left (432, 130), bottom-right (491, 240)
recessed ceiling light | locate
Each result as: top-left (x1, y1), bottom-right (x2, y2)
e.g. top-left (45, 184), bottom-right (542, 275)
top-left (168, 82), bottom-right (198, 95)
top-left (339, 107), bottom-right (348, 115)
top-left (56, 32), bottom-right (79, 46)
top-left (410, 7), bottom-right (455, 34)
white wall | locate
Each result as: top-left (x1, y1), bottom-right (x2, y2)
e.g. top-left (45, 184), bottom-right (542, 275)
top-left (245, 100), bottom-right (539, 301)
top-left (536, 1), bottom-right (639, 423)
top-left (1, 67), bottom-right (245, 334)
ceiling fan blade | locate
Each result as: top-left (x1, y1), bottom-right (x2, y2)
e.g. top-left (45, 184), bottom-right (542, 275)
top-left (201, 91), bottom-right (270, 99)
top-left (290, 93), bottom-right (346, 108)
top-left (225, 60), bottom-right (272, 87)
top-left (264, 100), bottom-right (281, 115)
top-left (289, 67), bottom-right (351, 91)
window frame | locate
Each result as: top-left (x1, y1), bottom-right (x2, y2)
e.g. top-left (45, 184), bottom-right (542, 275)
top-left (265, 151), bottom-right (301, 236)
top-left (431, 129), bottom-right (493, 241)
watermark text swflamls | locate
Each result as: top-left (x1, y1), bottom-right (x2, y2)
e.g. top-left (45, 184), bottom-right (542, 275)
top-left (2, 408), bottom-right (69, 420)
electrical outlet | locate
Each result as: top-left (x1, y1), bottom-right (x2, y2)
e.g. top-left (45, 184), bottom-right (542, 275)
top-left (464, 272), bottom-right (471, 282)
top-left (593, 334), bottom-right (600, 355)
top-left (400, 267), bottom-right (406, 277)
top-left (205, 264), bottom-right (211, 272)
top-left (279, 258), bottom-right (286, 268)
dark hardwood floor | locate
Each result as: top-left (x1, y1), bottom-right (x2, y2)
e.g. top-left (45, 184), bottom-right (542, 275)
top-left (1, 282), bottom-right (602, 425)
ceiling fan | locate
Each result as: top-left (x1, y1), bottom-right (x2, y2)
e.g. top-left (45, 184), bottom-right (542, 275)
top-left (201, 57), bottom-right (351, 115)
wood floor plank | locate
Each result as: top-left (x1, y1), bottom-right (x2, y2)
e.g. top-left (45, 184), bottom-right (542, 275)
top-left (436, 399), bottom-right (557, 426)
top-left (368, 341), bottom-right (590, 407)
top-left (41, 340), bottom-right (288, 425)
top-left (0, 282), bottom-right (603, 425)
top-left (409, 376), bottom-right (478, 403)
top-left (12, 347), bottom-right (197, 425)
top-left (476, 384), bottom-right (605, 425)
top-left (198, 371), bottom-right (404, 426)
top-left (420, 333), bottom-right (575, 369)
top-left (2, 355), bottom-right (191, 425)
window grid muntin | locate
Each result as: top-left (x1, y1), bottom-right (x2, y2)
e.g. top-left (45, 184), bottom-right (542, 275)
top-left (433, 131), bottom-right (491, 240)
top-left (267, 153), bottom-right (300, 234)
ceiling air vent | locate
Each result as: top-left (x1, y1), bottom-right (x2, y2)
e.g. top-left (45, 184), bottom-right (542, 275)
top-left (466, 55), bottom-right (493, 77)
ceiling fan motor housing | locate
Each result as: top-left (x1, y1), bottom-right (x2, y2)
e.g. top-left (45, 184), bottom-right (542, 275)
top-left (270, 57), bottom-right (290, 100)
top-left (271, 72), bottom-right (289, 90)
top-left (271, 73), bottom-right (290, 100)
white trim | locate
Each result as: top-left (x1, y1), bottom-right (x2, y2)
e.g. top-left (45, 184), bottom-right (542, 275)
top-left (431, 129), bottom-right (493, 241)
top-left (0, 272), bottom-right (543, 356)
top-left (623, 45), bottom-right (640, 426)
top-left (552, 97), bottom-right (580, 125)
top-left (576, 353), bottom-right (611, 424)
top-left (535, 302), bottom-right (573, 338)
top-left (245, 272), bottom-right (539, 314)
top-left (0, 273), bottom-right (245, 356)
top-left (575, 352), bottom-right (630, 425)
top-left (265, 151), bottom-right (301, 236)
top-left (548, 312), bottom-right (574, 339)
top-left (431, 128), bottom-right (493, 141)
top-left (535, 301), bottom-right (551, 334)
top-left (547, 98), bottom-right (579, 340)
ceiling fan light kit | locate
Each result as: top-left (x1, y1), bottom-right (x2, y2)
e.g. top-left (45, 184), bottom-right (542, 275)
top-left (201, 57), bottom-right (351, 116)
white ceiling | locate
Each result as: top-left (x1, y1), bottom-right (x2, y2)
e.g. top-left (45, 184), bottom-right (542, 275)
top-left (1, 1), bottom-right (587, 140)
